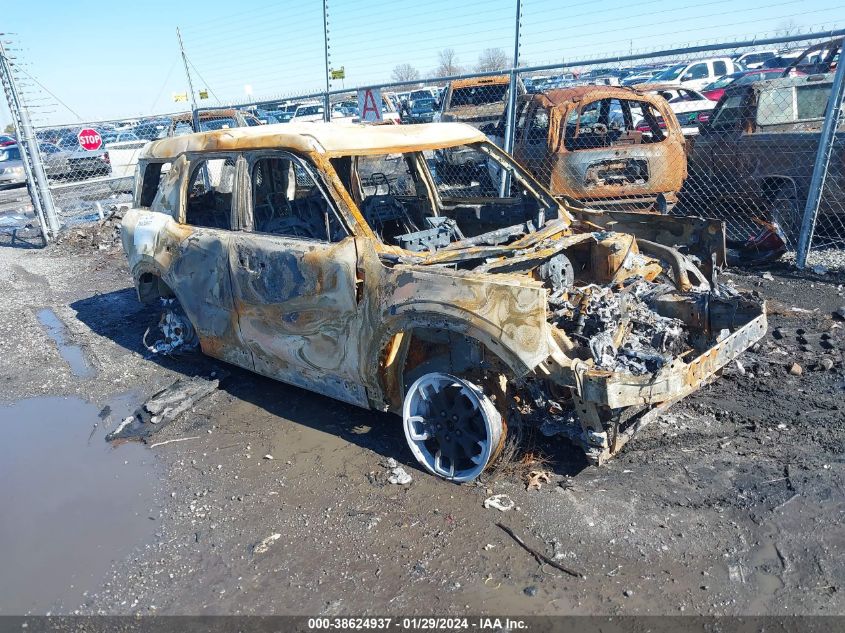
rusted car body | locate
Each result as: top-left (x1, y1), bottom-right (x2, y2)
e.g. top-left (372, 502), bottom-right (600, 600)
top-left (122, 122), bottom-right (764, 481)
top-left (488, 87), bottom-right (688, 212)
top-left (435, 75), bottom-right (525, 179)
top-left (686, 73), bottom-right (845, 240)
top-left (438, 75), bottom-right (523, 127)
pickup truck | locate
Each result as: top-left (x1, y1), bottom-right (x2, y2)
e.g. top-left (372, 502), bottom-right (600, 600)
top-left (684, 73), bottom-right (843, 243)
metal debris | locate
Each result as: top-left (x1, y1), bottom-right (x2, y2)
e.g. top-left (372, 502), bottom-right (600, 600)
top-left (526, 470), bottom-right (552, 491)
top-left (105, 373), bottom-right (224, 442)
top-left (143, 299), bottom-right (199, 356)
top-left (253, 533), bottom-right (281, 554)
top-left (387, 466), bottom-right (412, 485)
top-left (483, 494), bottom-right (515, 512)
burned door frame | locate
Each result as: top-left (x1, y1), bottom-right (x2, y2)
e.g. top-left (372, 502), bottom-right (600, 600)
top-left (519, 101), bottom-right (555, 188)
top-left (228, 149), bottom-right (369, 407)
top-left (167, 152), bottom-right (253, 369)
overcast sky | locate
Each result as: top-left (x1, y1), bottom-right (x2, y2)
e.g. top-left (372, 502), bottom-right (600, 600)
top-left (2, 0), bottom-right (844, 128)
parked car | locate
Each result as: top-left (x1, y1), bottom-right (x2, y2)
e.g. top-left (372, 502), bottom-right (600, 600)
top-left (271, 111), bottom-right (295, 123)
top-left (733, 50), bottom-right (777, 69)
top-left (622, 65), bottom-right (674, 86)
top-left (37, 142), bottom-right (72, 179)
top-left (57, 133), bottom-right (111, 179)
top-left (685, 73), bottom-right (843, 241)
top-left (485, 86), bottom-right (687, 211)
top-left (700, 68), bottom-right (789, 102)
top-left (0, 142), bottom-right (70, 186)
top-left (438, 75), bottom-right (524, 126)
top-left (102, 131), bottom-right (148, 192)
top-left (0, 144), bottom-right (25, 188)
top-left (245, 108), bottom-right (279, 125)
top-left (782, 37), bottom-right (841, 76)
top-left (291, 103), bottom-right (325, 123)
top-left (634, 84), bottom-right (717, 136)
top-left (0, 134), bottom-right (16, 147)
top-left (762, 49), bottom-right (807, 70)
top-left (406, 98), bottom-right (438, 123)
top-left (436, 75), bottom-right (525, 176)
top-left (166, 109), bottom-right (262, 136)
top-left (652, 57), bottom-right (739, 91)
top-left (120, 121), bottom-right (764, 477)
top-left (102, 131), bottom-right (142, 144)
top-left (409, 88), bottom-right (438, 104)
top-left (133, 118), bottom-right (172, 141)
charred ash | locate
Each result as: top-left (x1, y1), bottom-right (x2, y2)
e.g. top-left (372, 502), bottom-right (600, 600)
top-left (550, 280), bottom-right (689, 375)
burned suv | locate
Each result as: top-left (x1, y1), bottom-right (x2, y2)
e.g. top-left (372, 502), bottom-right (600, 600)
top-left (122, 122), bottom-right (765, 482)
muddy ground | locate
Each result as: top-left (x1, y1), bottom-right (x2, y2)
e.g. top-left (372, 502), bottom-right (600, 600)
top-left (0, 224), bottom-right (843, 617)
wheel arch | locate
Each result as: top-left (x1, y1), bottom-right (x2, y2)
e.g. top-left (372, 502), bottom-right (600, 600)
top-left (131, 260), bottom-right (176, 304)
top-left (365, 312), bottom-right (532, 413)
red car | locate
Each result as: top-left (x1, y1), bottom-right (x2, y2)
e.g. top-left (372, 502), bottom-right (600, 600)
top-left (0, 134), bottom-right (16, 147)
top-left (701, 68), bottom-right (792, 102)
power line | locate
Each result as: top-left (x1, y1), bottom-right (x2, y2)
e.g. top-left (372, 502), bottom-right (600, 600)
top-left (16, 68), bottom-right (82, 122)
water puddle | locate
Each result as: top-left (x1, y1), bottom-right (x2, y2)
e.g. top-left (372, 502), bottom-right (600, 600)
top-left (37, 308), bottom-right (96, 379)
top-left (0, 394), bottom-right (158, 614)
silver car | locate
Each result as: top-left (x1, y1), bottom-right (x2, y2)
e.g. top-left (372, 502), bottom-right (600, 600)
top-left (0, 145), bottom-right (25, 188)
top-left (0, 143), bottom-right (73, 188)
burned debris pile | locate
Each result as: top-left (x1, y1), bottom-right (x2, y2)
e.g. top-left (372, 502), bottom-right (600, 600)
top-left (550, 281), bottom-right (688, 375)
top-left (53, 205), bottom-right (127, 254)
top-left (106, 373), bottom-right (224, 442)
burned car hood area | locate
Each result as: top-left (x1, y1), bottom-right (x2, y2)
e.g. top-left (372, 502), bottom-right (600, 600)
top-left (122, 123), bottom-right (766, 480)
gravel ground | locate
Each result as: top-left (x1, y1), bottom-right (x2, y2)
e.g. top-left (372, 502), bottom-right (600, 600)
top-left (0, 229), bottom-right (843, 617)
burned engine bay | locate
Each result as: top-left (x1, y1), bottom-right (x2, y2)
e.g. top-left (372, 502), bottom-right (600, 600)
top-left (345, 152), bottom-right (739, 379)
top-left (334, 146), bottom-right (766, 464)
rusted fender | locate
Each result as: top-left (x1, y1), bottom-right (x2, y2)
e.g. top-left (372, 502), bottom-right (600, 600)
top-left (359, 262), bottom-right (555, 403)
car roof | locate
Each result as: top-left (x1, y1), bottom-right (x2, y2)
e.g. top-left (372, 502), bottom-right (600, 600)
top-left (141, 122), bottom-right (487, 159)
top-left (171, 109), bottom-right (241, 123)
top-left (633, 83), bottom-right (699, 92)
top-left (450, 74), bottom-right (511, 89)
top-left (531, 85), bottom-right (653, 106)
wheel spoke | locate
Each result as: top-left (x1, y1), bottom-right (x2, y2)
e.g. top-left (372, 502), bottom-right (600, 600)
top-left (406, 415), bottom-right (431, 441)
top-left (403, 372), bottom-right (503, 483)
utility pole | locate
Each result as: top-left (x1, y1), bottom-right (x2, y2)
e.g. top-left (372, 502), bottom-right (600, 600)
top-left (500, 0), bottom-right (522, 197)
top-left (0, 36), bottom-right (58, 240)
top-left (177, 28), bottom-right (200, 133)
top-left (322, 0), bottom-right (332, 122)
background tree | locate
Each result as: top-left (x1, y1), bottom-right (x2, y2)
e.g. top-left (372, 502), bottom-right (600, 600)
top-left (435, 49), bottom-right (462, 77)
top-left (3, 124), bottom-right (15, 135)
top-left (777, 19), bottom-right (800, 37)
top-left (475, 48), bottom-right (510, 72)
top-left (391, 63), bottom-right (420, 83)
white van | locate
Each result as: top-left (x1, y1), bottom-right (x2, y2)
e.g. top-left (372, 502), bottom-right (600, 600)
top-left (652, 57), bottom-right (739, 91)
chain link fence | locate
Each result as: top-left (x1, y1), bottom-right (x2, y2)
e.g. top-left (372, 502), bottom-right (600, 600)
top-left (2, 20), bottom-right (844, 269)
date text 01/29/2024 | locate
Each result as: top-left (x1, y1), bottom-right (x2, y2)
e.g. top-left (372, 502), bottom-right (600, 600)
top-left (306, 617), bottom-right (529, 630)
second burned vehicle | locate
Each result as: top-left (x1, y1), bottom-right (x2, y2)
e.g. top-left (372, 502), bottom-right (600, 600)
top-left (122, 122), bottom-right (765, 482)
top-left (485, 87), bottom-right (688, 212)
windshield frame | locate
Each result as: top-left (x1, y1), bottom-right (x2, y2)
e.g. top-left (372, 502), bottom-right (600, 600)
top-left (327, 140), bottom-right (568, 254)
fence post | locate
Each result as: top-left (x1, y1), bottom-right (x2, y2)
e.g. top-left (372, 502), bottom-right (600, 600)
top-left (322, 0), bottom-right (332, 122)
top-left (795, 39), bottom-right (845, 268)
top-left (176, 28), bottom-right (201, 134)
top-left (0, 38), bottom-right (60, 239)
top-left (499, 0), bottom-right (522, 197)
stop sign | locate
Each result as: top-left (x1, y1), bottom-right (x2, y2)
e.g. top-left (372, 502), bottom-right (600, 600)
top-left (77, 128), bottom-right (102, 151)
